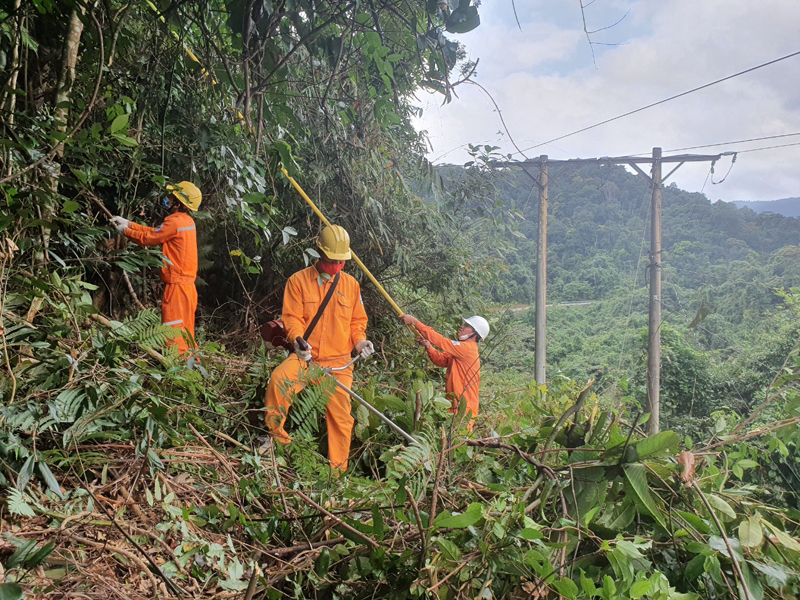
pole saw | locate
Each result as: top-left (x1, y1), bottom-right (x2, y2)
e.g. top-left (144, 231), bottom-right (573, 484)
top-left (281, 168), bottom-right (422, 444)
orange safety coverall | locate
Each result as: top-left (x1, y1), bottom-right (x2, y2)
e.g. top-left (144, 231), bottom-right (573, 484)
top-left (265, 266), bottom-right (368, 470)
top-left (124, 212), bottom-right (198, 355)
top-left (417, 322), bottom-right (481, 425)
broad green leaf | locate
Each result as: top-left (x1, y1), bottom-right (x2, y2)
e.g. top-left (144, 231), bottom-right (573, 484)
top-left (706, 494), bottom-right (736, 521)
top-left (0, 583), bottom-right (24, 600)
top-left (218, 578), bottom-right (249, 591)
top-left (685, 554), bottom-right (706, 580)
top-left (62, 200), bottom-right (80, 214)
top-left (22, 541), bottom-right (55, 570)
top-left (17, 456), bottom-right (35, 492)
top-left (109, 113), bottom-right (129, 134)
top-left (749, 561), bottom-right (788, 585)
top-left (314, 548), bottom-right (331, 577)
top-left (580, 570), bottom-right (598, 597)
top-left (242, 192), bottom-right (265, 204)
top-left (37, 461), bottom-right (64, 499)
top-left (705, 555), bottom-right (723, 585)
top-left (607, 501), bottom-right (636, 530)
top-left (738, 517), bottom-right (763, 548)
top-left (434, 537), bottom-right (461, 562)
top-left (741, 563), bottom-right (764, 600)
top-left (623, 463), bottom-right (666, 529)
top-left (764, 522), bottom-right (800, 552)
top-left (5, 540), bottom-right (38, 568)
top-left (552, 576), bottom-right (578, 599)
top-left (371, 504), bottom-right (384, 540)
top-left (708, 536), bottom-right (744, 562)
top-left (112, 133), bottom-right (138, 147)
top-left (434, 503), bottom-right (483, 528)
top-left (517, 527), bottom-right (543, 541)
top-left (635, 430), bottom-right (680, 458)
top-left (675, 510), bottom-right (712, 534)
top-left (603, 575), bottom-right (617, 596)
top-left (630, 579), bottom-right (652, 599)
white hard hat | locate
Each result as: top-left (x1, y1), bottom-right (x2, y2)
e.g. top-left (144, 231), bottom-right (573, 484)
top-left (463, 316), bottom-right (490, 340)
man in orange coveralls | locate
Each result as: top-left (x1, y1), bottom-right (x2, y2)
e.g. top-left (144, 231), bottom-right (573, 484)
top-left (110, 181), bottom-right (201, 355)
top-left (265, 225), bottom-right (375, 471)
top-left (399, 314), bottom-right (489, 429)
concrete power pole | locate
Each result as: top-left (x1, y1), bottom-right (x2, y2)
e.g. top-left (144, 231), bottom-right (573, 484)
top-left (535, 155), bottom-right (548, 384)
top-left (494, 150), bottom-right (720, 424)
top-left (647, 147), bottom-right (663, 435)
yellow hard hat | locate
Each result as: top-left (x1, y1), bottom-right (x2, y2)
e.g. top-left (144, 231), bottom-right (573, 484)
top-left (317, 225), bottom-right (351, 260)
top-left (167, 181), bottom-right (202, 211)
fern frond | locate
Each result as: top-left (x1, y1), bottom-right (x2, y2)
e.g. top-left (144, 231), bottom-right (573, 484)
top-left (289, 375), bottom-right (336, 438)
top-left (51, 389), bottom-right (88, 423)
top-left (1, 405), bottom-right (37, 433)
top-left (390, 427), bottom-right (437, 478)
top-left (7, 488), bottom-right (36, 517)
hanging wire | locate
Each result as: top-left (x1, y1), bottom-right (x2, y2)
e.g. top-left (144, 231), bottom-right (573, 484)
top-left (711, 153), bottom-right (737, 185)
top-left (609, 168), bottom-right (656, 396)
top-left (700, 161), bottom-right (715, 194)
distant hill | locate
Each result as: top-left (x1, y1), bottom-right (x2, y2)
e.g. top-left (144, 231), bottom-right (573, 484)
top-left (439, 164), bottom-right (800, 305)
top-left (731, 197), bottom-right (800, 217)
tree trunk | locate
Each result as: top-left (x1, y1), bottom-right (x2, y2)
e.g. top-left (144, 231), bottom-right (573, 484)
top-left (26, 6), bottom-right (85, 324)
top-left (2, 0), bottom-right (23, 176)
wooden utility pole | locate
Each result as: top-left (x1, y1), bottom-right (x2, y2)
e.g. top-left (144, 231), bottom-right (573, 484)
top-left (647, 148), bottom-right (663, 435)
top-left (535, 156), bottom-right (548, 384)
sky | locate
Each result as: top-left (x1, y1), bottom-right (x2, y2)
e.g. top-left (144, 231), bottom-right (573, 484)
top-left (414, 0), bottom-right (800, 202)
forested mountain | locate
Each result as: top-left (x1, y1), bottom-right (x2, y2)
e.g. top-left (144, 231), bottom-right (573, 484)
top-left (732, 197), bottom-right (800, 217)
top-left (450, 164), bottom-right (800, 305)
top-left (2, 3), bottom-right (800, 599)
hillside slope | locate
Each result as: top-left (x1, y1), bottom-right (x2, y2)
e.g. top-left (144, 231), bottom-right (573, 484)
top-left (731, 197), bottom-right (800, 217)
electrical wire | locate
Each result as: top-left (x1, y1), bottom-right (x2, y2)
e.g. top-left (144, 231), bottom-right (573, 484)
top-left (625, 132), bottom-right (800, 157)
top-left (662, 132), bottom-right (800, 153)
top-left (515, 49), bottom-right (800, 155)
top-left (736, 141), bottom-right (800, 154)
top-left (611, 171), bottom-right (655, 394)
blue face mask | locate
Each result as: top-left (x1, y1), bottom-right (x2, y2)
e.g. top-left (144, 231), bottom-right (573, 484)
top-left (160, 197), bottom-right (172, 211)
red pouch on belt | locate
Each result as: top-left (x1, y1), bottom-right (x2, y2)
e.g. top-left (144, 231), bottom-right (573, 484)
top-left (259, 320), bottom-right (291, 350)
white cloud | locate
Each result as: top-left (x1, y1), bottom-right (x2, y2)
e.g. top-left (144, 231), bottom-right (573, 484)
top-left (416, 0), bottom-right (800, 201)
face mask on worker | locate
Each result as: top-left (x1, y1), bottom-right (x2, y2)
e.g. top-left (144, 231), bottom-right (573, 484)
top-left (317, 260), bottom-right (345, 276)
top-left (160, 197), bottom-right (174, 212)
top-left (458, 327), bottom-right (476, 341)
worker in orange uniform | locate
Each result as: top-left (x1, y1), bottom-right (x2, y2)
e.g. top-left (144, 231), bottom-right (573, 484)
top-left (264, 225), bottom-right (374, 471)
top-left (399, 314), bottom-right (489, 429)
top-left (110, 181), bottom-right (201, 356)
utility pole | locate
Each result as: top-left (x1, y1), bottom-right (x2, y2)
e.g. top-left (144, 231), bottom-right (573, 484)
top-left (647, 147), bottom-right (663, 435)
top-left (493, 150), bottom-right (720, 431)
top-left (535, 155), bottom-right (548, 384)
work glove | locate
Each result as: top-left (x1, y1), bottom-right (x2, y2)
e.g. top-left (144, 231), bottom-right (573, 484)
top-left (293, 338), bottom-right (312, 362)
top-left (356, 340), bottom-right (375, 359)
top-left (110, 216), bottom-right (130, 233)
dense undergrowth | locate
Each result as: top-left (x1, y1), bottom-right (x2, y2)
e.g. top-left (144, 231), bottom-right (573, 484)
top-left (2, 318), bottom-right (800, 599)
top-left (2, 0), bottom-right (800, 598)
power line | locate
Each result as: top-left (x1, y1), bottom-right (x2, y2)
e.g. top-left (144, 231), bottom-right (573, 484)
top-left (631, 132), bottom-right (800, 155)
top-left (736, 141), bottom-right (800, 154)
top-left (515, 49), bottom-right (800, 155)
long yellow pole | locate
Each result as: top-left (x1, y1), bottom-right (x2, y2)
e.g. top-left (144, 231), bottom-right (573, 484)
top-left (281, 167), bottom-right (405, 317)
